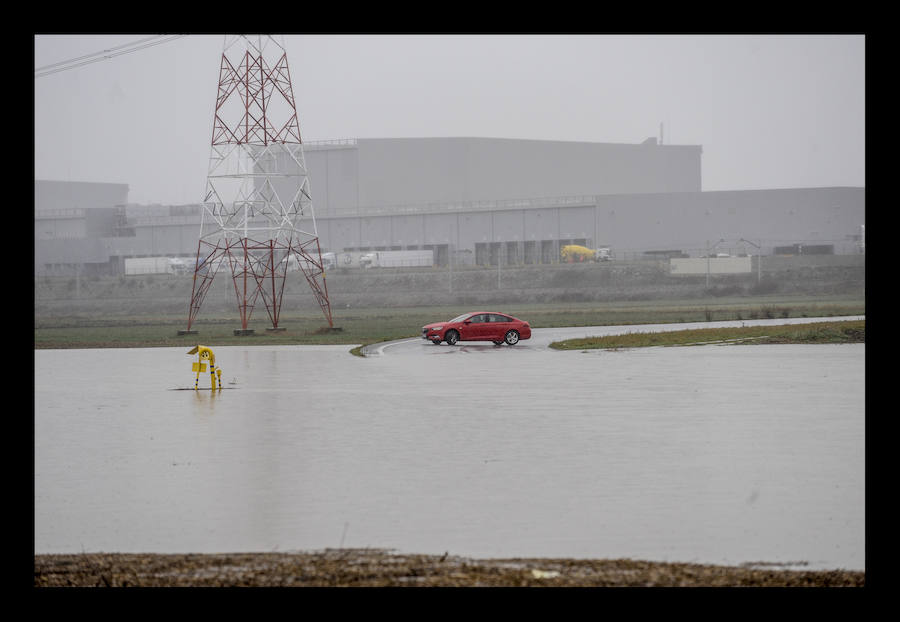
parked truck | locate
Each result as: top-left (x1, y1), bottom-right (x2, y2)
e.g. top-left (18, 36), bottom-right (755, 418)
top-left (332, 251), bottom-right (373, 269)
top-left (281, 252), bottom-right (336, 272)
top-left (560, 245), bottom-right (611, 263)
top-left (124, 257), bottom-right (187, 275)
top-left (359, 249), bottom-right (434, 268)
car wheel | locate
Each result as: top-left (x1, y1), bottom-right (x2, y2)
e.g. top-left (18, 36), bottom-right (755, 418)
top-left (445, 330), bottom-right (459, 346)
top-left (504, 330), bottom-right (520, 345)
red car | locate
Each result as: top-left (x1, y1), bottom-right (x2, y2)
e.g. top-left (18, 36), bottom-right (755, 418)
top-left (422, 311), bottom-right (532, 346)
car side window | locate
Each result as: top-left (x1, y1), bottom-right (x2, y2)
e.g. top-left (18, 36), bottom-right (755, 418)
top-left (468, 314), bottom-right (484, 323)
top-left (493, 314), bottom-right (511, 323)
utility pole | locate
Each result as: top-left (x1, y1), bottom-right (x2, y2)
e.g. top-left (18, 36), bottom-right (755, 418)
top-left (739, 238), bottom-right (762, 284)
top-left (497, 241), bottom-right (502, 289)
top-left (448, 241), bottom-right (453, 293)
top-left (706, 238), bottom-right (725, 288)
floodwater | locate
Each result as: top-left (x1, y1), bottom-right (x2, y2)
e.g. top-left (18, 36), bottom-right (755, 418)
top-left (34, 317), bottom-right (865, 571)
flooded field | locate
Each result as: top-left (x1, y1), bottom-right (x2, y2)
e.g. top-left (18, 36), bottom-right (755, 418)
top-left (34, 319), bottom-right (864, 571)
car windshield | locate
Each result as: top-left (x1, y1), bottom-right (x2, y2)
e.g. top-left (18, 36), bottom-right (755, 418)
top-left (449, 313), bottom-right (473, 323)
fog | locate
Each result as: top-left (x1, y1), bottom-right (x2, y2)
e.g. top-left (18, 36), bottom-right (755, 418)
top-left (34, 34), bottom-right (865, 206)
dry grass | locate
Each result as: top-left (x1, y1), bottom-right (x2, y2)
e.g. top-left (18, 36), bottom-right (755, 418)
top-left (34, 550), bottom-right (864, 587)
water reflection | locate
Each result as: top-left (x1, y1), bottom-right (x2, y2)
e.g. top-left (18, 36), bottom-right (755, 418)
top-left (192, 388), bottom-right (222, 414)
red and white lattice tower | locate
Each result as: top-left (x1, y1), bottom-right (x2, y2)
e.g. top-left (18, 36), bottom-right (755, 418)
top-left (185, 34), bottom-right (332, 333)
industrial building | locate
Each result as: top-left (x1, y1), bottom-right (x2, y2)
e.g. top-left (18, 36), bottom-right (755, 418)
top-left (34, 137), bottom-right (865, 275)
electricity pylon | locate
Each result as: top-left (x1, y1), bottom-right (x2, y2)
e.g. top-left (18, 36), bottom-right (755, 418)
top-left (184, 34), bottom-right (332, 334)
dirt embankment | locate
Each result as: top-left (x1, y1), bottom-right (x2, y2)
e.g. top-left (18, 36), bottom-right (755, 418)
top-left (34, 257), bottom-right (865, 316)
top-left (34, 550), bottom-right (865, 587)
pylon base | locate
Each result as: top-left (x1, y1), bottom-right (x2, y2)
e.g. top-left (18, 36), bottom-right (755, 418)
top-left (266, 327), bottom-right (287, 332)
top-left (177, 330), bottom-right (199, 336)
top-left (233, 329), bottom-right (256, 336)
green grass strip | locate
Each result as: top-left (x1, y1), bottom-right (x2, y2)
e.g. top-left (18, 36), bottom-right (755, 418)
top-left (35, 298), bottom-right (864, 350)
top-left (548, 320), bottom-right (865, 350)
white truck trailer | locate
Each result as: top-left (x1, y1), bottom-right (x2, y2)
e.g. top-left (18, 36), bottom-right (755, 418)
top-left (359, 249), bottom-right (434, 268)
top-left (124, 257), bottom-right (186, 275)
top-left (282, 252), bottom-right (336, 271)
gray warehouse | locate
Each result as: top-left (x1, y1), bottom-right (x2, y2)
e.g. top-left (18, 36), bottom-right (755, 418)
top-left (34, 136), bottom-right (865, 275)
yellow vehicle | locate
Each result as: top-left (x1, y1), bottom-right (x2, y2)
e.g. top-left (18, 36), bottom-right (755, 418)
top-left (560, 245), bottom-right (611, 263)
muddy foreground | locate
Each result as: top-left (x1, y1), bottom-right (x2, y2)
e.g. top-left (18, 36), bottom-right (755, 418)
top-left (34, 549), bottom-right (864, 587)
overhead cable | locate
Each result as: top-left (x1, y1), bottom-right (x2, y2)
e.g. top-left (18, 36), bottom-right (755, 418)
top-left (35, 35), bottom-right (187, 78)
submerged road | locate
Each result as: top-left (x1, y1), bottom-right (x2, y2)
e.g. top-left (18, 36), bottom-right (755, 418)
top-left (362, 315), bottom-right (865, 356)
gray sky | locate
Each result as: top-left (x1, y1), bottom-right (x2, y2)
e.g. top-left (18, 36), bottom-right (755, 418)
top-left (34, 34), bottom-right (865, 206)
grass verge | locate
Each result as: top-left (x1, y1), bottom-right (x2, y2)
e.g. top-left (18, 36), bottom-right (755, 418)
top-left (34, 297), bottom-right (864, 350)
top-left (549, 320), bottom-right (865, 350)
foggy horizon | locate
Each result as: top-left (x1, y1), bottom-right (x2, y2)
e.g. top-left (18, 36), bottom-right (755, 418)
top-left (34, 34), bottom-right (865, 206)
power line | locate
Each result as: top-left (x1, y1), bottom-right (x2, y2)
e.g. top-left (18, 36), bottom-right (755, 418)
top-left (35, 35), bottom-right (164, 72)
top-left (34, 35), bottom-right (188, 78)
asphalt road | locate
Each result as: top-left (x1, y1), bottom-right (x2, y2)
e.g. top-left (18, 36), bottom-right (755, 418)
top-left (362, 315), bottom-right (865, 356)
